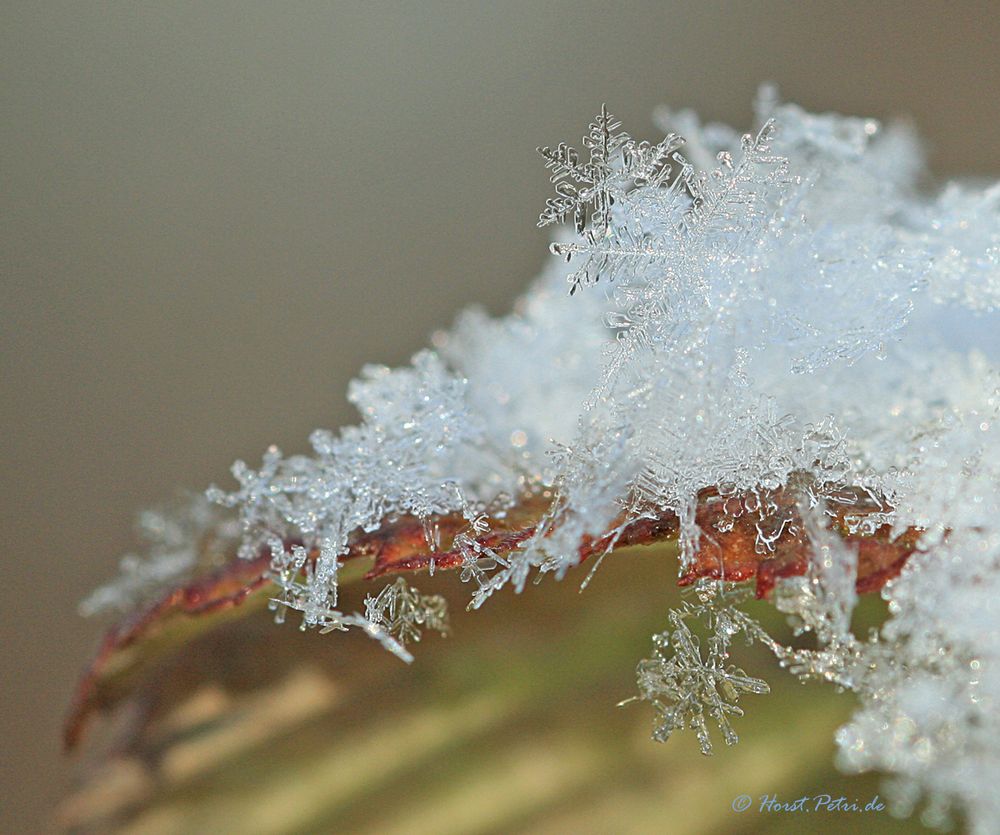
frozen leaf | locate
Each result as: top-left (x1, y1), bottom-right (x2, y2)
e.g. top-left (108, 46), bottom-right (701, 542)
top-left (69, 480), bottom-right (919, 749)
top-left (73, 89), bottom-right (1000, 833)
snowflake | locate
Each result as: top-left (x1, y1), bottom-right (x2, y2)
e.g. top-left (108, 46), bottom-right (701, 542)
top-left (623, 590), bottom-right (771, 755)
top-left (363, 577), bottom-right (450, 647)
top-left (538, 105), bottom-right (684, 294)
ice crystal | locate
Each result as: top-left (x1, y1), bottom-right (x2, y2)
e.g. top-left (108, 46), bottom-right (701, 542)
top-left (289, 578), bottom-right (450, 664)
top-left (85, 88), bottom-right (1000, 832)
top-left (205, 350), bottom-right (493, 628)
top-left (538, 104), bottom-right (685, 294)
top-left (769, 506), bottom-right (866, 686)
top-left (362, 577), bottom-right (450, 647)
top-left (622, 587), bottom-right (772, 754)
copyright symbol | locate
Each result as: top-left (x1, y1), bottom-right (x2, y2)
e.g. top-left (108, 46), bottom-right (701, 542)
top-left (732, 794), bottom-right (753, 813)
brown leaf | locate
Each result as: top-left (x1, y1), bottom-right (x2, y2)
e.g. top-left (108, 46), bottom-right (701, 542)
top-left (676, 485), bottom-right (923, 597)
top-left (66, 483), bottom-right (921, 751)
top-left (64, 552), bottom-right (272, 751)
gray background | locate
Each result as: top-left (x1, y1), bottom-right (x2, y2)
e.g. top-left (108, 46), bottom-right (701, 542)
top-left (3, 2), bottom-right (999, 830)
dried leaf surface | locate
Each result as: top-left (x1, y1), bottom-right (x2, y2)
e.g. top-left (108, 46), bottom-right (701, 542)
top-left (66, 486), bottom-right (920, 750)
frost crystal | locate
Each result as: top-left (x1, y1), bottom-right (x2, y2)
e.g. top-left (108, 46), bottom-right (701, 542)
top-left (622, 588), bottom-right (772, 755)
top-left (86, 88), bottom-right (1000, 832)
top-left (299, 579), bottom-right (449, 664)
top-left (362, 577), bottom-right (450, 648)
top-left (538, 104), bottom-right (685, 294)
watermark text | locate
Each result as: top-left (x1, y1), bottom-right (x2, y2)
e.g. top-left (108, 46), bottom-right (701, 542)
top-left (731, 793), bottom-right (885, 814)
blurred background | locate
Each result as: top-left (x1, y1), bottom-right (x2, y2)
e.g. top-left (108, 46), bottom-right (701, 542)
top-left (3, 2), bottom-right (999, 832)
